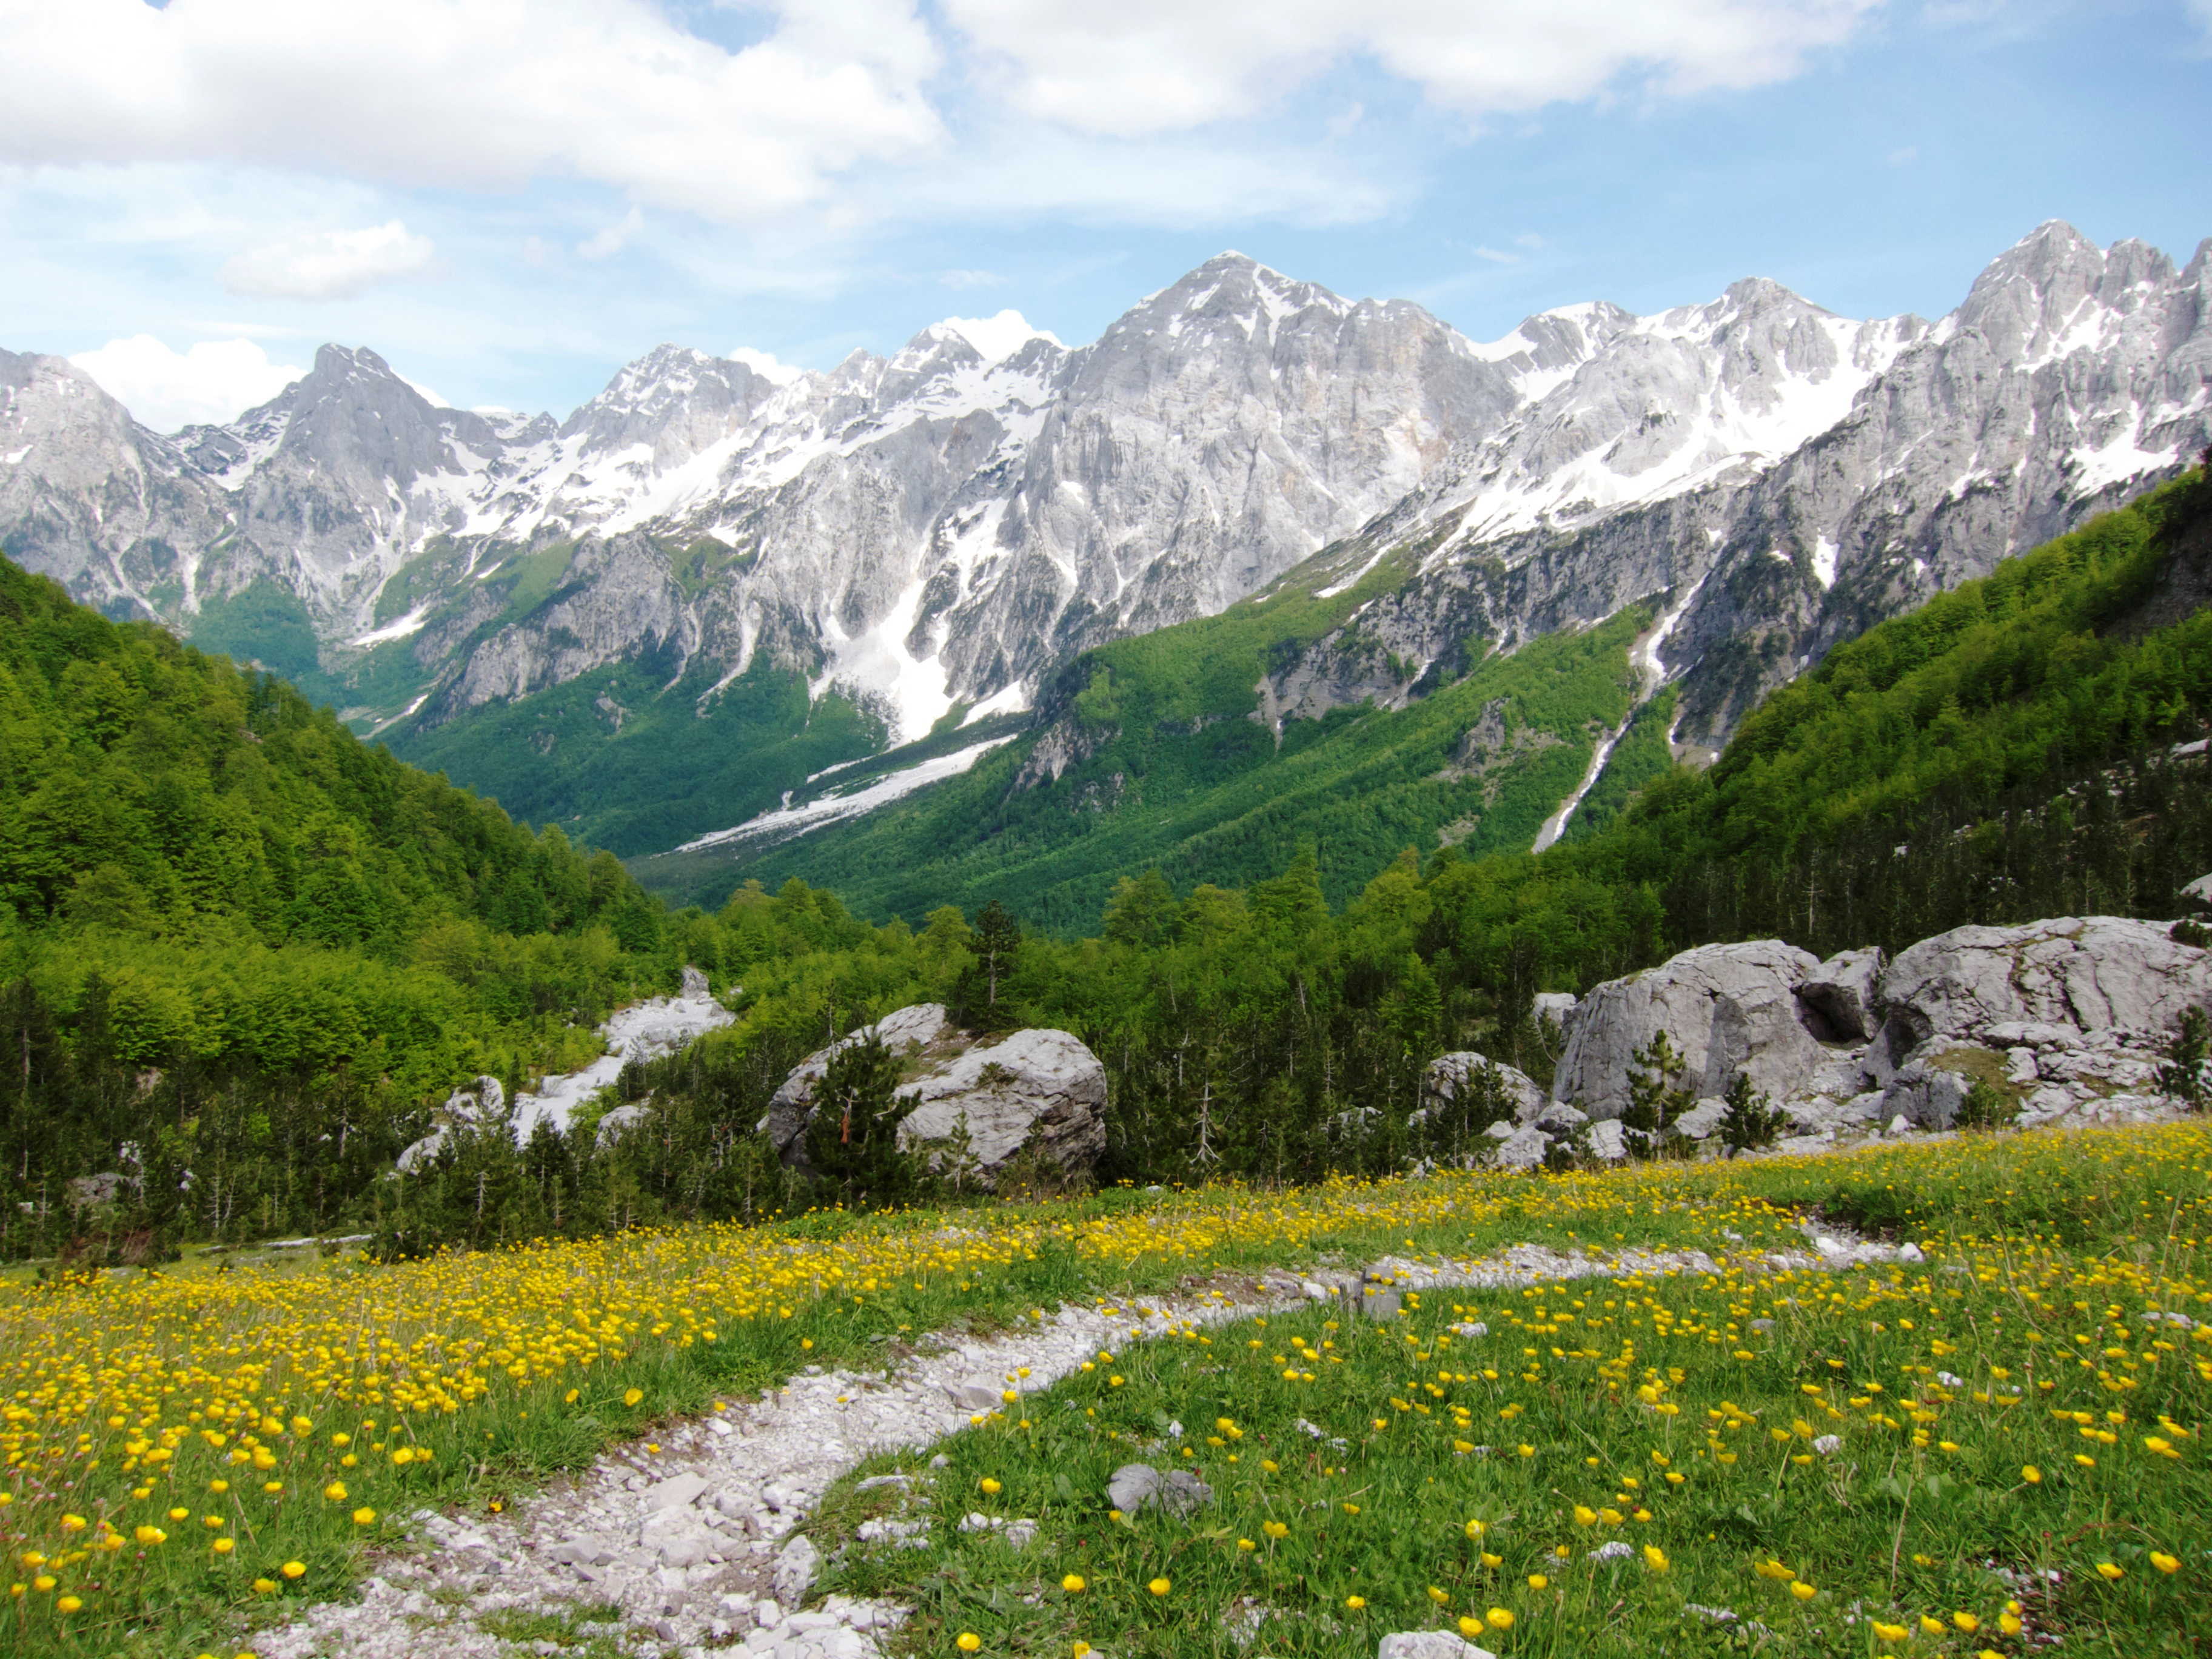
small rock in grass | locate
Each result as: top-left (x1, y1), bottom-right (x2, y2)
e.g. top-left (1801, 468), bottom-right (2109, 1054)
top-left (1107, 1463), bottom-right (1212, 1516)
top-left (1377, 1633), bottom-right (1498, 1659)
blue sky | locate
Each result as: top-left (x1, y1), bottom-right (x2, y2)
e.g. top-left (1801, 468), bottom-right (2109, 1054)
top-left (2, 0), bottom-right (2207, 431)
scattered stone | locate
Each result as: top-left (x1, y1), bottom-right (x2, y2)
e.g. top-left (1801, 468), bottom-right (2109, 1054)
top-left (774, 1533), bottom-right (820, 1607)
top-left (1674, 1098), bottom-right (1729, 1141)
top-left (643, 1472), bottom-right (711, 1512)
top-left (1491, 1126), bottom-right (1550, 1170)
top-left (1376, 1632), bottom-right (1498, 1659)
top-left (1107, 1464), bottom-right (1212, 1517)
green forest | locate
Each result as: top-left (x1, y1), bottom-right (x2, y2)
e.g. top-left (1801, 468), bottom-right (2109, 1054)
top-left (634, 538), bottom-right (1655, 927)
top-left (4, 462), bottom-right (2210, 1262)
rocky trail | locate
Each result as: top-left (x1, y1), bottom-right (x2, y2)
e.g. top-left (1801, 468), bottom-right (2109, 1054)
top-left (253, 1227), bottom-right (1909, 1659)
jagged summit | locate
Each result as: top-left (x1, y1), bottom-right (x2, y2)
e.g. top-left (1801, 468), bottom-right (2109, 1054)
top-left (5, 223), bottom-right (2207, 846)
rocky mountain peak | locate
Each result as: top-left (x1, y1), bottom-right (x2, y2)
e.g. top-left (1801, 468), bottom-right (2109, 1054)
top-left (560, 344), bottom-right (774, 464)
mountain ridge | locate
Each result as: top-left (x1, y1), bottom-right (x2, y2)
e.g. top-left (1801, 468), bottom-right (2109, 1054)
top-left (2, 223), bottom-right (2207, 863)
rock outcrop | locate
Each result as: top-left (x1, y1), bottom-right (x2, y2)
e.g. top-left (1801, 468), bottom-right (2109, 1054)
top-left (395, 1073), bottom-right (507, 1173)
top-left (1516, 910), bottom-right (2212, 1161)
top-left (764, 1005), bottom-right (1108, 1184)
top-left (1875, 917), bottom-right (2208, 1050)
top-left (1549, 940), bottom-right (1826, 1120)
top-left (1797, 947), bottom-right (1884, 1043)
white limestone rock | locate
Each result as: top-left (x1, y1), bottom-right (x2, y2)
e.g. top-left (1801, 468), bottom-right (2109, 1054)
top-left (1877, 916), bottom-right (2212, 1051)
top-left (1797, 948), bottom-right (1884, 1042)
top-left (1378, 1634), bottom-right (1498, 1659)
top-left (766, 1007), bottom-right (1107, 1185)
top-left (1551, 940), bottom-right (1826, 1119)
top-left (1531, 992), bottom-right (1580, 1033)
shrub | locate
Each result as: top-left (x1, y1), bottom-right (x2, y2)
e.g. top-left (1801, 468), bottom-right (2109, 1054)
top-left (1717, 1072), bottom-right (1788, 1153)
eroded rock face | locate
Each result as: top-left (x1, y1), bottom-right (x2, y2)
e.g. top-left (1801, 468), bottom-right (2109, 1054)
top-left (765, 1006), bottom-right (1108, 1184)
top-left (1798, 948), bottom-right (1884, 1043)
top-left (1551, 940), bottom-right (1826, 1120)
top-left (1877, 917), bottom-right (2212, 1049)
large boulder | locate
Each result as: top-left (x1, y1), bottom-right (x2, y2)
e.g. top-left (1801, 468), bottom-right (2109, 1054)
top-left (1420, 1053), bottom-right (1547, 1126)
top-left (764, 1005), bottom-right (1108, 1184)
top-left (1877, 916), bottom-right (2212, 1051)
top-left (762, 1004), bottom-right (951, 1151)
top-left (1551, 940), bottom-right (1826, 1119)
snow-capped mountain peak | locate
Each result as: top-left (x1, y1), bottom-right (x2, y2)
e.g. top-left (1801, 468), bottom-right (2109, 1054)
top-left (3, 223), bottom-right (2205, 806)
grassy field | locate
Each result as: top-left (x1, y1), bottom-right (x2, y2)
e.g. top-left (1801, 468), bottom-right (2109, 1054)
top-left (0, 1127), bottom-right (2205, 1657)
top-left (813, 1128), bottom-right (2210, 1658)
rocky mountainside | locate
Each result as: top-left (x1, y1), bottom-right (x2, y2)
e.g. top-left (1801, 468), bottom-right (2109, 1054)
top-left (2, 223), bottom-right (2205, 860)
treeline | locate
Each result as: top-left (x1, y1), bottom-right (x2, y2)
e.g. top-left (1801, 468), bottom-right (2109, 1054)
top-left (0, 558), bottom-right (700, 1258)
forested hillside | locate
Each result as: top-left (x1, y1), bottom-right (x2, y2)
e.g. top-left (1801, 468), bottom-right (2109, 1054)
top-left (0, 559), bottom-right (696, 1257)
top-left (634, 540), bottom-right (1658, 927)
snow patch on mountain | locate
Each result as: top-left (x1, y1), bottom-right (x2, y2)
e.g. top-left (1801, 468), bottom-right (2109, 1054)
top-left (677, 736), bottom-right (1017, 854)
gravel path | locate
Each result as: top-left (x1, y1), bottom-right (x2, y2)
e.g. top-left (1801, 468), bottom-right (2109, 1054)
top-left (252, 1228), bottom-right (1903, 1659)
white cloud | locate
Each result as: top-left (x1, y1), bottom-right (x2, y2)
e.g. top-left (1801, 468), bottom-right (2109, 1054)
top-left (0, 0), bottom-right (945, 222)
top-left (69, 335), bottom-right (303, 432)
top-left (940, 309), bottom-right (1061, 361)
top-left (727, 346), bottom-right (804, 384)
top-left (943, 0), bottom-right (1883, 136)
top-left (221, 220), bottom-right (437, 299)
top-left (939, 267), bottom-right (1005, 288)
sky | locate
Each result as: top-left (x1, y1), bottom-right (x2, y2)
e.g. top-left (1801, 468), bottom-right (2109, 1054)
top-left (1, 0), bottom-right (2207, 432)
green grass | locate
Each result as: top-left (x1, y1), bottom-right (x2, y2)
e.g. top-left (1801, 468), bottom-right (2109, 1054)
top-left (390, 655), bottom-right (888, 857)
top-left (809, 1133), bottom-right (2212, 1658)
top-left (10, 1127), bottom-right (2208, 1659)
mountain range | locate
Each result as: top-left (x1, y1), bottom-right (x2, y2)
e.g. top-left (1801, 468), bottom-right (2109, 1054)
top-left (1, 220), bottom-right (2206, 893)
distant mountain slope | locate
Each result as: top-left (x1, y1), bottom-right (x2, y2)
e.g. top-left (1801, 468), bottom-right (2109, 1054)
top-left (640, 463), bottom-right (2212, 940)
top-left (2, 224), bottom-right (2205, 860)
top-left (631, 535), bottom-right (1662, 926)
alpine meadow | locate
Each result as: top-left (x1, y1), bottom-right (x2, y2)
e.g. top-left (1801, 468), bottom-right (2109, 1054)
top-left (4, 13), bottom-right (2212, 1655)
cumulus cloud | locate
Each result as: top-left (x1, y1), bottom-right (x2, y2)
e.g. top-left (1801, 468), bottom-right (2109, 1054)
top-left (0, 0), bottom-right (945, 222)
top-left (943, 0), bottom-right (1883, 135)
top-left (69, 335), bottom-right (303, 432)
top-left (221, 221), bottom-right (437, 299)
